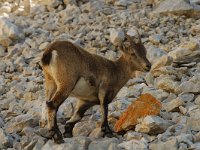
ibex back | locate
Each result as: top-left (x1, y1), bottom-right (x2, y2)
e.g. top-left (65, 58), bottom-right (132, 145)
top-left (40, 31), bottom-right (151, 143)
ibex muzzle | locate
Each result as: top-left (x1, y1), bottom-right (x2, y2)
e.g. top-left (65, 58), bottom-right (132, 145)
top-left (40, 29), bottom-right (151, 143)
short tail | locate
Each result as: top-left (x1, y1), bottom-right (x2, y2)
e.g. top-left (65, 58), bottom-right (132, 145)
top-left (41, 50), bottom-right (52, 66)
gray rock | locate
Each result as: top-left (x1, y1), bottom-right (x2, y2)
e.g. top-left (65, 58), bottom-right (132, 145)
top-left (124, 131), bottom-right (143, 141)
top-left (0, 128), bottom-right (12, 149)
top-left (39, 42), bottom-right (49, 50)
top-left (149, 34), bottom-right (162, 44)
top-left (151, 55), bottom-right (173, 72)
top-left (190, 143), bottom-right (200, 150)
top-left (118, 138), bottom-right (148, 150)
top-left (0, 61), bottom-right (7, 73)
top-left (152, 0), bottom-right (200, 18)
top-left (0, 36), bottom-right (12, 47)
top-left (24, 140), bottom-right (37, 150)
top-left (48, 0), bottom-right (62, 8)
top-left (116, 87), bottom-right (129, 98)
top-left (0, 45), bottom-right (6, 57)
top-left (176, 75), bottom-right (200, 93)
top-left (142, 87), bottom-right (169, 101)
top-left (0, 85), bottom-right (6, 95)
top-left (6, 115), bottom-right (39, 133)
top-left (73, 120), bottom-right (96, 137)
top-left (109, 98), bottom-right (131, 111)
top-left (25, 38), bottom-right (38, 49)
top-left (179, 106), bottom-right (187, 115)
top-left (42, 137), bottom-right (91, 150)
top-left (0, 116), bottom-right (4, 128)
top-left (110, 28), bottom-right (125, 46)
top-left (178, 93), bottom-right (195, 103)
top-left (0, 17), bottom-right (20, 40)
top-left (23, 67), bottom-right (33, 76)
top-left (164, 98), bottom-right (185, 112)
top-left (126, 28), bottom-right (140, 38)
top-left (191, 24), bottom-right (200, 34)
top-left (89, 127), bottom-right (103, 138)
top-left (35, 0), bottom-right (62, 7)
top-left (88, 138), bottom-right (119, 150)
top-left (63, 0), bottom-right (77, 5)
top-left (105, 50), bottom-right (117, 60)
top-left (135, 116), bottom-right (172, 135)
top-left (195, 95), bottom-right (200, 105)
top-left (146, 47), bottom-right (167, 64)
top-left (0, 5), bottom-right (12, 14)
top-left (81, 1), bottom-right (104, 13)
top-left (176, 133), bottom-right (193, 145)
top-left (114, 0), bottom-right (129, 7)
top-left (155, 75), bottom-right (179, 93)
top-left (168, 48), bottom-right (192, 61)
top-left (190, 0), bottom-right (200, 5)
top-left (168, 41), bottom-right (199, 62)
top-left (187, 108), bottom-right (200, 131)
top-left (150, 137), bottom-right (178, 150)
top-left (145, 72), bottom-right (154, 86)
top-left (58, 97), bottom-right (76, 119)
top-left (33, 139), bottom-right (46, 150)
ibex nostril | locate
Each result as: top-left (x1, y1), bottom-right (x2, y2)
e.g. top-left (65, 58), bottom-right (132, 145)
top-left (147, 64), bottom-right (151, 69)
top-left (144, 63), bottom-right (151, 71)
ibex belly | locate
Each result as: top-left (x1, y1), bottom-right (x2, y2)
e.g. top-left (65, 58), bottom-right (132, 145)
top-left (71, 77), bottom-right (98, 101)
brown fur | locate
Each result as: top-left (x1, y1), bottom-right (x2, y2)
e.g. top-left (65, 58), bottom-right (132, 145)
top-left (41, 33), bottom-right (151, 143)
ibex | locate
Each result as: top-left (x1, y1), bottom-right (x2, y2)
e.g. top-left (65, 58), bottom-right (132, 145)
top-left (40, 30), bottom-right (151, 143)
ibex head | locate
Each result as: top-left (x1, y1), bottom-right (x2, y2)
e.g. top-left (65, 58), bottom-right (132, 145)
top-left (120, 30), bottom-right (151, 72)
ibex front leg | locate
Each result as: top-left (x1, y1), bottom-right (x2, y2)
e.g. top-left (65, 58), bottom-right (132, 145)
top-left (98, 83), bottom-right (113, 137)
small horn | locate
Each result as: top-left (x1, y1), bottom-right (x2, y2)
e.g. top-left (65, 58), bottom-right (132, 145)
top-left (125, 33), bottom-right (132, 42)
top-left (135, 29), bottom-right (141, 43)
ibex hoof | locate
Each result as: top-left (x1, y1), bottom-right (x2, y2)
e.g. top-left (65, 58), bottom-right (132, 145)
top-left (38, 128), bottom-right (64, 144)
top-left (38, 128), bottom-right (54, 139)
top-left (63, 132), bottom-right (73, 138)
top-left (53, 131), bottom-right (64, 144)
top-left (104, 132), bottom-right (113, 138)
top-left (102, 125), bottom-right (115, 138)
top-left (63, 124), bottom-right (73, 138)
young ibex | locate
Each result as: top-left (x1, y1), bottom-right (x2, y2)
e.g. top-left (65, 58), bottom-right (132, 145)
top-left (40, 30), bottom-right (151, 143)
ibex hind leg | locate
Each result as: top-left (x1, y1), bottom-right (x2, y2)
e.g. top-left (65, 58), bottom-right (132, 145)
top-left (45, 76), bottom-right (78, 143)
top-left (63, 100), bottom-right (95, 138)
top-left (40, 72), bottom-right (57, 128)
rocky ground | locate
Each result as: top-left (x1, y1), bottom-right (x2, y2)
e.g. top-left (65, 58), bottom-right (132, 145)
top-left (0, 0), bottom-right (200, 149)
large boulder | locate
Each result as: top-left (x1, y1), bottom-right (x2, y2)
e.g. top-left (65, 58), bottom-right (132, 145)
top-left (152, 0), bottom-right (200, 18)
top-left (0, 17), bottom-right (21, 40)
top-left (110, 28), bottom-right (125, 46)
top-left (114, 94), bottom-right (162, 132)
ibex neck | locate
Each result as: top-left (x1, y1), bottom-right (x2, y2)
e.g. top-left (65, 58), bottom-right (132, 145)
top-left (115, 55), bottom-right (132, 81)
